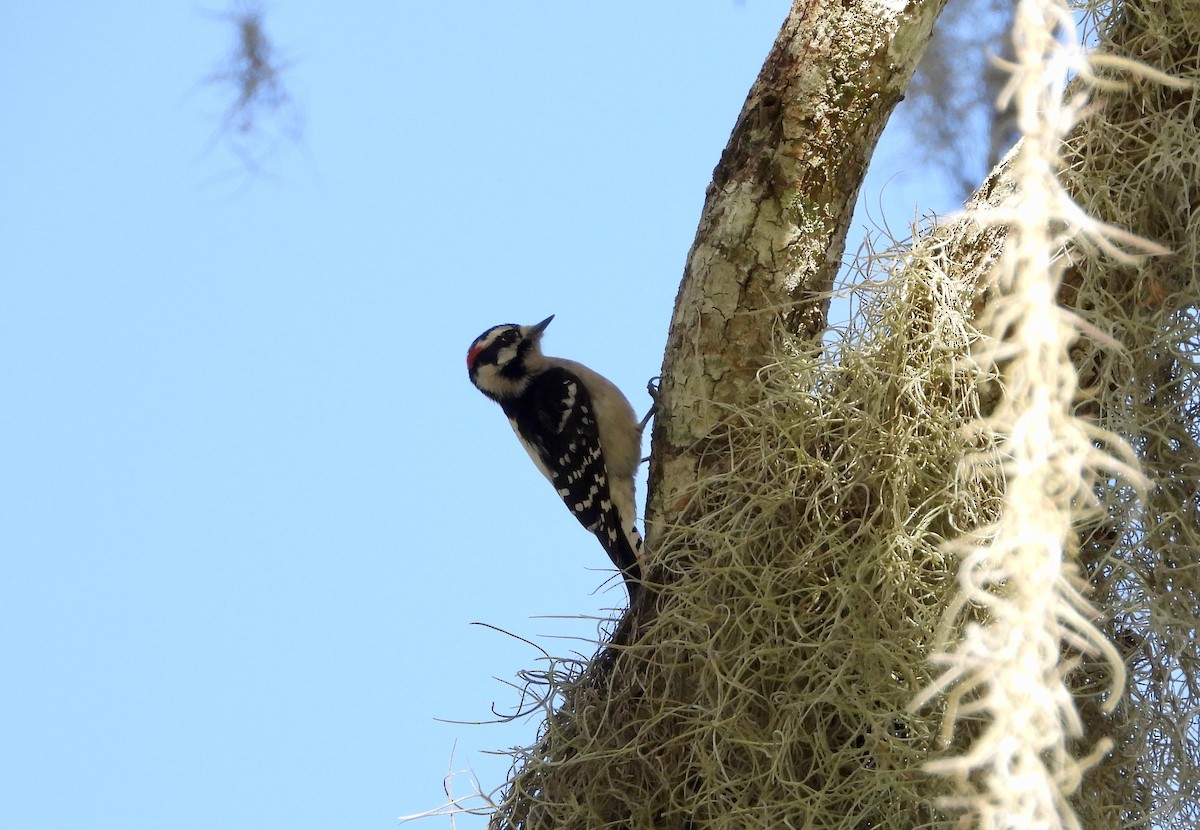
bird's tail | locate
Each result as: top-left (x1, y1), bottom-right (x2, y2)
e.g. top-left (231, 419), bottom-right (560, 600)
top-left (598, 514), bottom-right (643, 603)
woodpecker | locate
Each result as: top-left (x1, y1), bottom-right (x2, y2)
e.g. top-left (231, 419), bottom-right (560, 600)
top-left (467, 315), bottom-right (644, 603)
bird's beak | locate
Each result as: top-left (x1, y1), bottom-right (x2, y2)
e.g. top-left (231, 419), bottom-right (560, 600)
top-left (528, 315), bottom-right (554, 336)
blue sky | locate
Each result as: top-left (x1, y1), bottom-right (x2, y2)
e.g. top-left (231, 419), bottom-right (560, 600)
top-left (1, 4), bottom-right (960, 829)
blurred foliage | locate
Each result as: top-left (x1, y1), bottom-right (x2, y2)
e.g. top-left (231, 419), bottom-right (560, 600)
top-left (907, 0), bottom-right (1018, 202)
top-left (202, 2), bottom-right (302, 177)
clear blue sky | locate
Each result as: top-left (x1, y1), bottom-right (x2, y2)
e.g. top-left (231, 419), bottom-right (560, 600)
top-left (1, 4), bottom-right (959, 829)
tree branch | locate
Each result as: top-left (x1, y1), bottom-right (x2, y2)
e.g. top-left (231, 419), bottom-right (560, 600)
top-left (646, 0), bottom-right (948, 551)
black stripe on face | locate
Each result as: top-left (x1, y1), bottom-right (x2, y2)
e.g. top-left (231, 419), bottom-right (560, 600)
top-left (467, 324), bottom-right (522, 376)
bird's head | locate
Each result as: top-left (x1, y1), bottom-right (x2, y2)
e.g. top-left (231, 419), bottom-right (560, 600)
top-left (467, 315), bottom-right (553, 400)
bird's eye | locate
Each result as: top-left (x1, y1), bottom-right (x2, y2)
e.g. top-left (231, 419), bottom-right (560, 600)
top-left (500, 330), bottom-right (518, 345)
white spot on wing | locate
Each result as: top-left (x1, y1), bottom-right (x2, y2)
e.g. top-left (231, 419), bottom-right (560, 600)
top-left (557, 382), bottom-right (577, 433)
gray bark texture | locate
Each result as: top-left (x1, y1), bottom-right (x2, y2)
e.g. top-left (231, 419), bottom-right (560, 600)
top-left (645, 0), bottom-right (948, 551)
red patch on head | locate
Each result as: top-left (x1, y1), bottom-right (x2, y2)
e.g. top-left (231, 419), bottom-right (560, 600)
top-left (467, 344), bottom-right (483, 370)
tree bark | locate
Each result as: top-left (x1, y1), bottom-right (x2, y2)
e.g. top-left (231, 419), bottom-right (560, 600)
top-left (646, 0), bottom-right (949, 551)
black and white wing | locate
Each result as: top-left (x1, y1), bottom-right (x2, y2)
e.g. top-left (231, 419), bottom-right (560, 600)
top-left (501, 367), bottom-right (641, 581)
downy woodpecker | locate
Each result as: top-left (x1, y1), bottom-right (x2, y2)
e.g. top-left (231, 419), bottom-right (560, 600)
top-left (467, 315), bottom-right (643, 603)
